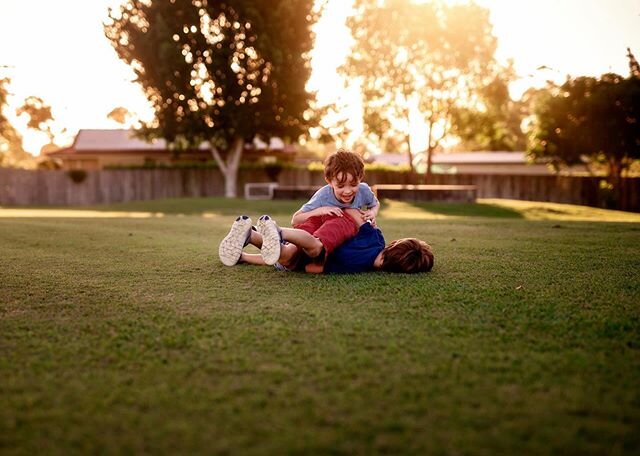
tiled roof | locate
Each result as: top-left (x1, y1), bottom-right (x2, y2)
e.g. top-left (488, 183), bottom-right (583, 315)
top-left (70, 129), bottom-right (288, 152)
top-left (74, 129), bottom-right (169, 151)
top-left (432, 152), bottom-right (529, 164)
top-left (374, 151), bottom-right (530, 165)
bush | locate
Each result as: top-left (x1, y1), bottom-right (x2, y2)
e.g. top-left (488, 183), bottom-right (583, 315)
top-left (67, 169), bottom-right (88, 183)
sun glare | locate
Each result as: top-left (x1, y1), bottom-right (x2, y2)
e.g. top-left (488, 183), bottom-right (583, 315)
top-left (1, 0), bottom-right (638, 155)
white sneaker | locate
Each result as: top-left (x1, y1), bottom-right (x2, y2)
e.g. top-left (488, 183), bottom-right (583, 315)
top-left (256, 215), bottom-right (282, 266)
top-left (218, 215), bottom-right (253, 266)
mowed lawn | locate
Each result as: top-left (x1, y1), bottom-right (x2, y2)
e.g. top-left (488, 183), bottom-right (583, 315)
top-left (1, 197), bottom-right (639, 455)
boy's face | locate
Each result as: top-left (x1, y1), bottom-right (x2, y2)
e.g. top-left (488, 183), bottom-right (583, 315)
top-left (328, 172), bottom-right (360, 205)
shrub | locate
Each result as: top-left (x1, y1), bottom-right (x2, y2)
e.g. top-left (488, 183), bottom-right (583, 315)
top-left (67, 169), bottom-right (88, 183)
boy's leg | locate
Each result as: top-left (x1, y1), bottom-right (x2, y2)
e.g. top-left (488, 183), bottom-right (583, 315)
top-left (310, 211), bottom-right (360, 257)
top-left (256, 215), bottom-right (284, 265)
top-left (240, 252), bottom-right (267, 266)
top-left (240, 241), bottom-right (301, 268)
top-left (293, 216), bottom-right (325, 235)
top-left (293, 211), bottom-right (360, 257)
top-left (247, 228), bottom-right (262, 248)
top-left (257, 215), bottom-right (311, 267)
top-left (280, 227), bottom-right (325, 258)
top-left (218, 215), bottom-right (253, 266)
top-left (257, 213), bottom-right (360, 266)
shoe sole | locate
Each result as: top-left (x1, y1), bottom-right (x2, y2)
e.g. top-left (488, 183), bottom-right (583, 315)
top-left (257, 217), bottom-right (281, 266)
top-left (219, 216), bottom-right (253, 266)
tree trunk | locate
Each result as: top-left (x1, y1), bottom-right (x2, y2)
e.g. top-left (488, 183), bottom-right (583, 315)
top-left (423, 120), bottom-right (434, 183)
top-left (405, 134), bottom-right (414, 173)
top-left (608, 158), bottom-right (624, 209)
top-left (210, 137), bottom-right (244, 198)
top-left (426, 145), bottom-right (434, 181)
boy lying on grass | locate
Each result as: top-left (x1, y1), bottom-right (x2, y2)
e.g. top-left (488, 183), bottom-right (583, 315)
top-left (218, 211), bottom-right (434, 274)
top-left (219, 148), bottom-right (432, 273)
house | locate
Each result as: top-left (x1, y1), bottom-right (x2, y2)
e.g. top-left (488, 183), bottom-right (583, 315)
top-left (47, 129), bottom-right (297, 170)
top-left (371, 151), bottom-right (564, 175)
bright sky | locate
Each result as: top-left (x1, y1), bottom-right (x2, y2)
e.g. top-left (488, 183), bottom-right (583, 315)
top-left (1, 0), bottom-right (639, 155)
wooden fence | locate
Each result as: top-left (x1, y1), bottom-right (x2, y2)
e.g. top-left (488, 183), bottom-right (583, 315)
top-left (1, 168), bottom-right (638, 212)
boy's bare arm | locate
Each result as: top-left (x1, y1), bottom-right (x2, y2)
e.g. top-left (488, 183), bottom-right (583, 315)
top-left (361, 203), bottom-right (379, 224)
top-left (291, 206), bottom-right (344, 226)
top-left (343, 208), bottom-right (367, 227)
top-left (280, 226), bottom-right (324, 258)
top-left (304, 263), bottom-right (324, 274)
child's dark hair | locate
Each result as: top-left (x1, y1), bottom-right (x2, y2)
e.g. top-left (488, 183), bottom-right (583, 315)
top-left (381, 238), bottom-right (434, 273)
top-left (324, 149), bottom-right (365, 184)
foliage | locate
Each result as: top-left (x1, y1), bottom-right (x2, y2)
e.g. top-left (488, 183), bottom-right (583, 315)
top-left (0, 77), bottom-right (10, 138)
top-left (104, 160), bottom-right (305, 171)
top-left (1, 198), bottom-right (639, 454)
top-left (340, 0), bottom-right (497, 175)
top-left (263, 160), bottom-right (284, 181)
top-left (107, 106), bottom-right (139, 127)
top-left (67, 169), bottom-right (88, 183)
top-left (307, 160), bottom-right (412, 174)
top-left (628, 47), bottom-right (640, 78)
top-left (104, 0), bottom-right (319, 197)
top-left (529, 72), bottom-right (640, 190)
top-left (450, 64), bottom-right (527, 151)
top-left (16, 96), bottom-right (55, 141)
top-left (0, 78), bottom-right (33, 168)
top-left (0, 79), bottom-right (60, 167)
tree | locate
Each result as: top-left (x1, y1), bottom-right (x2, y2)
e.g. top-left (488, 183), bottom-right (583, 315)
top-left (450, 63), bottom-right (527, 151)
top-left (0, 77), bottom-right (32, 168)
top-left (628, 47), bottom-right (640, 78)
top-left (105, 0), bottom-right (318, 197)
top-left (341, 0), bottom-right (497, 176)
top-left (16, 96), bottom-right (55, 142)
top-left (107, 106), bottom-right (139, 127)
top-left (0, 77), bottom-right (10, 139)
top-left (529, 66), bottom-right (640, 203)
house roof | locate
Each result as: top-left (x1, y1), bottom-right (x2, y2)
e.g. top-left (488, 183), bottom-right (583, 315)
top-left (74, 129), bottom-right (169, 151)
top-left (373, 151), bottom-right (532, 166)
top-left (432, 152), bottom-right (530, 164)
top-left (49, 129), bottom-right (292, 155)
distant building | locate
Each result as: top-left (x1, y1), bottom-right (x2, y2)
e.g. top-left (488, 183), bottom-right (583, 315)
top-left (372, 151), bottom-right (567, 175)
top-left (47, 129), bottom-right (297, 170)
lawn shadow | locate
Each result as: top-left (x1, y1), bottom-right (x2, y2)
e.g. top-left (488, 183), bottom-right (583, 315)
top-left (4, 197), bottom-right (639, 223)
top-left (87, 197), bottom-right (305, 217)
top-left (0, 197), bottom-right (305, 219)
top-left (379, 199), bottom-right (523, 219)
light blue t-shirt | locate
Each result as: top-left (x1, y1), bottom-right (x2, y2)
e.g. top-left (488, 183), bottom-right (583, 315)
top-left (300, 183), bottom-right (378, 212)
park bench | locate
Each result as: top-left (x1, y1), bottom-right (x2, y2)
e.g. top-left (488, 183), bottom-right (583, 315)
top-left (244, 182), bottom-right (280, 200)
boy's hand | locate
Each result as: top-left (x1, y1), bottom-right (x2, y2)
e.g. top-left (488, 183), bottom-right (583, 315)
top-left (360, 208), bottom-right (377, 226)
top-left (315, 206), bottom-right (344, 217)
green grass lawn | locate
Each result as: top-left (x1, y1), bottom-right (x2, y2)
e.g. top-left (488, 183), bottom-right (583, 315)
top-left (1, 197), bottom-right (639, 455)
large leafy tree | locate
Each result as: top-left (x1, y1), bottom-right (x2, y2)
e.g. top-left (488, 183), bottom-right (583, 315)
top-left (105, 0), bottom-right (318, 197)
top-left (341, 0), bottom-right (497, 176)
top-left (529, 65), bottom-right (640, 200)
top-left (450, 64), bottom-right (527, 151)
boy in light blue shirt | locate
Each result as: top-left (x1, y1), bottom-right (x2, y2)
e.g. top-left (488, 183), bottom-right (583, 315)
top-left (291, 149), bottom-right (379, 227)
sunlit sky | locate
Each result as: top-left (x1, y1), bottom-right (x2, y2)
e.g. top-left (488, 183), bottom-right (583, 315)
top-left (1, 0), bottom-right (639, 155)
